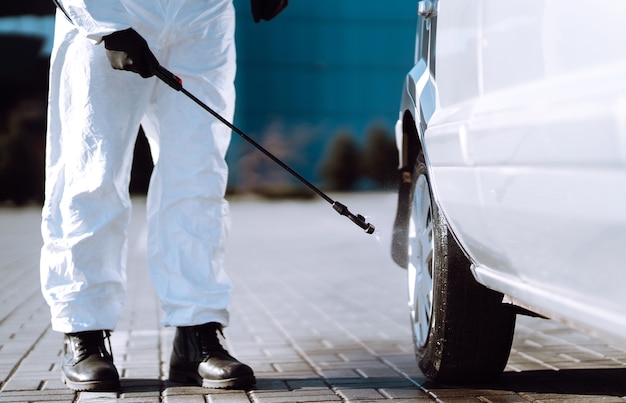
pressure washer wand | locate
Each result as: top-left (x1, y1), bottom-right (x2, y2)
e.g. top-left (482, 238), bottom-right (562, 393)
top-left (155, 66), bottom-right (375, 234)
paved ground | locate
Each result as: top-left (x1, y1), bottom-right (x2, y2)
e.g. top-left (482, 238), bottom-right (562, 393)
top-left (1, 192), bottom-right (626, 402)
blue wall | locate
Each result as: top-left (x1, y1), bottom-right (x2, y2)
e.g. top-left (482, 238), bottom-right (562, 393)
top-left (0, 1), bottom-right (418, 189)
top-left (230, 0), bottom-right (416, 188)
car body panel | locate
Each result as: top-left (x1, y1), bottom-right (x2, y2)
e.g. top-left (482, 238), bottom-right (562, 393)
top-left (396, 0), bottom-right (626, 347)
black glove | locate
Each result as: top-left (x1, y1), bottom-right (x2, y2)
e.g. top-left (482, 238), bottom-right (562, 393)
top-left (251, 0), bottom-right (288, 23)
top-left (103, 28), bottom-right (158, 78)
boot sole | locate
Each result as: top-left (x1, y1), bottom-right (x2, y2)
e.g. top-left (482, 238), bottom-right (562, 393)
top-left (169, 367), bottom-right (255, 389)
top-left (202, 375), bottom-right (256, 389)
top-left (62, 372), bottom-right (120, 392)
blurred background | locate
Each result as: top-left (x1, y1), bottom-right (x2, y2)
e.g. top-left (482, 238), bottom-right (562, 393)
top-left (0, 0), bottom-right (416, 205)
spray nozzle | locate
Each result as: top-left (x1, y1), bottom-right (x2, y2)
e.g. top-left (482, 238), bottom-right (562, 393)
top-left (333, 202), bottom-right (376, 234)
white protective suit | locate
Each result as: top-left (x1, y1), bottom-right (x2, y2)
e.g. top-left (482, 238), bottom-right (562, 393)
top-left (40, 0), bottom-right (236, 333)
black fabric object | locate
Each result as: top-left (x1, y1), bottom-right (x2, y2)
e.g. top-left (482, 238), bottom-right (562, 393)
top-left (103, 28), bottom-right (158, 78)
top-left (251, 0), bottom-right (288, 23)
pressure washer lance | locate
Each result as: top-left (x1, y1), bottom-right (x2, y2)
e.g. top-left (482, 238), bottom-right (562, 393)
top-left (155, 65), bottom-right (375, 235)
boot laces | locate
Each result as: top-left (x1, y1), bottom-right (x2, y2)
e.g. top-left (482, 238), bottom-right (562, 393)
top-left (195, 324), bottom-right (227, 357)
top-left (69, 330), bottom-right (114, 362)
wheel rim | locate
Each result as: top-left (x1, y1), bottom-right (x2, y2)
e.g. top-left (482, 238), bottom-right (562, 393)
top-left (408, 174), bottom-right (434, 347)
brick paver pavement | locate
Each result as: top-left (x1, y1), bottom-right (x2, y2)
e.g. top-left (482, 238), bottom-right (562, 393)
top-left (1, 192), bottom-right (626, 402)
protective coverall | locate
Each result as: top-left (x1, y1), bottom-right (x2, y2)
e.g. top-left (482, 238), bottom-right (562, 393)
top-left (40, 0), bottom-right (236, 333)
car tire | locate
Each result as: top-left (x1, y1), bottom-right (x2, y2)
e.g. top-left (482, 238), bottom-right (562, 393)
top-left (407, 148), bottom-right (516, 384)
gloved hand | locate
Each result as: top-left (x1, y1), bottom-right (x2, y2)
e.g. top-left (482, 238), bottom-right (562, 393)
top-left (251, 0), bottom-right (288, 23)
top-left (103, 28), bottom-right (158, 78)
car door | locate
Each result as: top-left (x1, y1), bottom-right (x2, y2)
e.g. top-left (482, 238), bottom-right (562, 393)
top-left (428, 0), bottom-right (626, 344)
top-left (423, 0), bottom-right (512, 277)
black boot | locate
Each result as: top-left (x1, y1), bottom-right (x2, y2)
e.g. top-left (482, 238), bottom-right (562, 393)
top-left (169, 322), bottom-right (255, 389)
top-left (62, 330), bottom-right (120, 391)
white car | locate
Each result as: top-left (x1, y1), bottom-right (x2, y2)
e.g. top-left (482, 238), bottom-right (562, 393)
top-left (391, 0), bottom-right (626, 384)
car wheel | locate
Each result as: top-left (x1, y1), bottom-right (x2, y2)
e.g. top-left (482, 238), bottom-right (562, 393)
top-left (407, 148), bottom-right (516, 384)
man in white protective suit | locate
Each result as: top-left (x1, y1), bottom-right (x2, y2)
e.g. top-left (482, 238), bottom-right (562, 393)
top-left (40, 0), bottom-right (287, 392)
